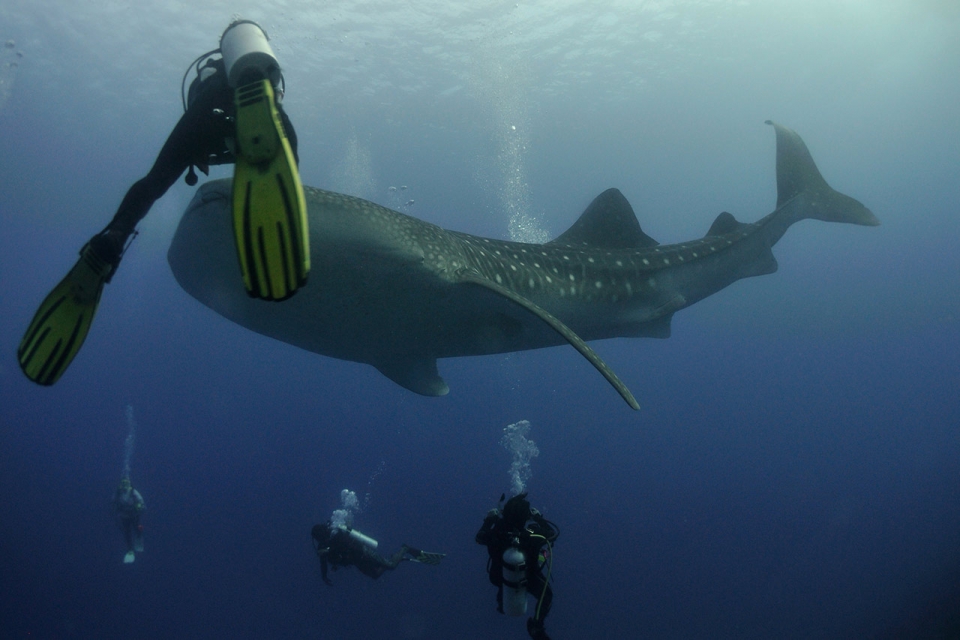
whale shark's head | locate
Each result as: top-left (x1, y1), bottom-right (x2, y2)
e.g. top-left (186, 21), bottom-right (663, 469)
top-left (167, 179), bottom-right (248, 313)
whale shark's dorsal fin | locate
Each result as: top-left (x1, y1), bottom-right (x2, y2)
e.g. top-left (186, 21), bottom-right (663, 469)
top-left (706, 211), bottom-right (749, 237)
top-left (548, 188), bottom-right (659, 249)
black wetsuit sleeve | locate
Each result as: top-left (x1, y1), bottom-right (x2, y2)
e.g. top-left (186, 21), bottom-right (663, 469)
top-left (476, 514), bottom-right (499, 545)
top-left (531, 515), bottom-right (559, 544)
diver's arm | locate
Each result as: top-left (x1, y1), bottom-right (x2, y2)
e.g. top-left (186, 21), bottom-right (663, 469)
top-left (547, 518), bottom-right (559, 543)
top-left (475, 509), bottom-right (500, 545)
top-left (528, 507), bottom-right (558, 542)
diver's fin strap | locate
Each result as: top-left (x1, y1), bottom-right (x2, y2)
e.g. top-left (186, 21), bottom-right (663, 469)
top-left (456, 269), bottom-right (640, 410)
top-left (231, 79), bottom-right (310, 301)
top-left (79, 241), bottom-right (118, 281)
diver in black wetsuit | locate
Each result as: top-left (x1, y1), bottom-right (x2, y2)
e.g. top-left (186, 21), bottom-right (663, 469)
top-left (18, 20), bottom-right (303, 386)
top-left (311, 521), bottom-right (445, 585)
top-left (476, 492), bottom-right (559, 640)
top-left (89, 51), bottom-right (298, 268)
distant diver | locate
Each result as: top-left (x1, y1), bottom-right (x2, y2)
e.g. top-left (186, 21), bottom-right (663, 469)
top-left (18, 19), bottom-right (308, 386)
top-left (310, 521), bottom-right (445, 585)
top-left (113, 477), bottom-right (145, 564)
top-left (476, 492), bottom-right (559, 640)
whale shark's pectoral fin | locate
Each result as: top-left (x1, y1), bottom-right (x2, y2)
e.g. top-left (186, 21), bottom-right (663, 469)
top-left (456, 269), bottom-right (640, 411)
top-left (635, 315), bottom-right (674, 338)
top-left (375, 357), bottom-right (450, 397)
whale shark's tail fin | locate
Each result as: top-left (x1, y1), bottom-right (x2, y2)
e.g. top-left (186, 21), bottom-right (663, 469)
top-left (765, 120), bottom-right (879, 227)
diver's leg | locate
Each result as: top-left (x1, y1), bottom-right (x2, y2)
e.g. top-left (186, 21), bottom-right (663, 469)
top-left (384, 546), bottom-right (410, 569)
top-left (358, 563), bottom-right (386, 579)
top-left (357, 547), bottom-right (404, 579)
top-left (122, 519), bottom-right (135, 552)
top-left (121, 519), bottom-right (137, 563)
top-left (526, 573), bottom-right (552, 639)
top-left (531, 574), bottom-right (552, 621)
top-left (132, 515), bottom-right (144, 552)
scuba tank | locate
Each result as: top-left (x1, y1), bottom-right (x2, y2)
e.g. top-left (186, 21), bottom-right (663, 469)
top-left (219, 20), bottom-right (281, 89)
top-left (335, 524), bottom-right (378, 550)
top-left (501, 543), bottom-right (528, 616)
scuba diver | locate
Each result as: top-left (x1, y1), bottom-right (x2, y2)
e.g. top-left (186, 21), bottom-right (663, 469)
top-left (113, 477), bottom-right (145, 564)
top-left (310, 521), bottom-right (445, 585)
top-left (18, 20), bottom-right (309, 386)
top-left (476, 492), bottom-right (560, 640)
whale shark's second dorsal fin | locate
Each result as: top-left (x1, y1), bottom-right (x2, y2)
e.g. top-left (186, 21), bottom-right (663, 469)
top-left (548, 188), bottom-right (659, 249)
top-left (705, 211), bottom-right (749, 237)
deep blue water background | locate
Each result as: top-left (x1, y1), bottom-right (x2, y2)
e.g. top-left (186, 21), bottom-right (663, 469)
top-left (2, 2), bottom-right (959, 638)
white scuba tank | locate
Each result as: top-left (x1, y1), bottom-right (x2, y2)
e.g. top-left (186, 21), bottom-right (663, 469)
top-left (502, 545), bottom-right (528, 616)
top-left (336, 524), bottom-right (378, 550)
top-left (219, 20), bottom-right (281, 89)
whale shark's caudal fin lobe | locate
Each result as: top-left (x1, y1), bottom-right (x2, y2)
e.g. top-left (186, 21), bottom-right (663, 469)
top-left (765, 120), bottom-right (879, 227)
top-left (376, 358), bottom-right (450, 397)
top-left (549, 188), bottom-right (659, 249)
top-left (766, 120), bottom-right (829, 209)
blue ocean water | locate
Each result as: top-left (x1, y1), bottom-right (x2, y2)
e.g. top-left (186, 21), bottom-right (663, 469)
top-left (1, 2), bottom-right (959, 638)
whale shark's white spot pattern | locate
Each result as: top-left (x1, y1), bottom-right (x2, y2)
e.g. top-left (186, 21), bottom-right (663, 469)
top-left (323, 186), bottom-right (769, 311)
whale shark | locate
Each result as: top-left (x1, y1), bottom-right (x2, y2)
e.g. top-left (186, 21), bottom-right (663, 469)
top-left (168, 122), bottom-right (878, 409)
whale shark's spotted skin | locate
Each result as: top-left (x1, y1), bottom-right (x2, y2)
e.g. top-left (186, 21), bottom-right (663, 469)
top-left (169, 122), bottom-right (877, 409)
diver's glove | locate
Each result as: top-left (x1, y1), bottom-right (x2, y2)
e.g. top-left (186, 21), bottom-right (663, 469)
top-left (18, 234), bottom-right (121, 385)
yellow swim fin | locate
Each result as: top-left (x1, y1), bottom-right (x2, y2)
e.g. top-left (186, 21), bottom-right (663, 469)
top-left (232, 79), bottom-right (309, 301)
top-left (18, 242), bottom-right (114, 385)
